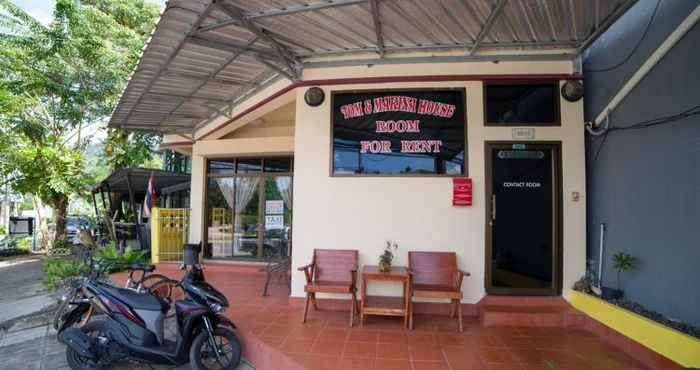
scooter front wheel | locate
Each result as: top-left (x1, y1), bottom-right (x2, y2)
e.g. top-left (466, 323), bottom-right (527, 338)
top-left (190, 327), bottom-right (242, 370)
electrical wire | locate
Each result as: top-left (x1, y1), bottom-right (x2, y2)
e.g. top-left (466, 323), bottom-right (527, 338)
top-left (607, 103), bottom-right (700, 132)
top-left (587, 0), bottom-right (661, 73)
top-left (588, 102), bottom-right (700, 168)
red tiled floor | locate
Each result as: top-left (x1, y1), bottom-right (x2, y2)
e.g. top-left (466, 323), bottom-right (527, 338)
top-left (122, 264), bottom-right (657, 370)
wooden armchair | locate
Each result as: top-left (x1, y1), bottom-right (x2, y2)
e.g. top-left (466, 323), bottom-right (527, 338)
top-left (408, 251), bottom-right (470, 332)
top-left (298, 249), bottom-right (359, 326)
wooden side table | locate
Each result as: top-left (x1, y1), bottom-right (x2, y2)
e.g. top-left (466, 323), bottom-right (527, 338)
top-left (360, 265), bottom-right (412, 328)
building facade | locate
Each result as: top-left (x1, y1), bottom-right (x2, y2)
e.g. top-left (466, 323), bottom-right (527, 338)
top-left (175, 59), bottom-right (587, 304)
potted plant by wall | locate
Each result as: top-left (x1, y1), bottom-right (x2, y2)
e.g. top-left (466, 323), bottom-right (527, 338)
top-left (378, 241), bottom-right (398, 272)
top-left (601, 252), bottom-right (636, 300)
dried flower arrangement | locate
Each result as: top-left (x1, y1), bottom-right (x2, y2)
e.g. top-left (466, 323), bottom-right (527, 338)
top-left (378, 241), bottom-right (398, 272)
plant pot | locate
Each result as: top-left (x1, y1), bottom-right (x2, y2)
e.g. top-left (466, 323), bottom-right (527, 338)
top-left (378, 261), bottom-right (391, 272)
top-left (600, 286), bottom-right (624, 300)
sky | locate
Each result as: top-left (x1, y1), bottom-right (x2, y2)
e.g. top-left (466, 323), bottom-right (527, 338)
top-left (14, 0), bottom-right (167, 25)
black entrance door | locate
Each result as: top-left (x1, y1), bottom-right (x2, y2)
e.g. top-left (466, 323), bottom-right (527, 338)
top-left (485, 142), bottom-right (561, 295)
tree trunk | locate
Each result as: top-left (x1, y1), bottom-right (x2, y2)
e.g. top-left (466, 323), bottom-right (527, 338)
top-left (32, 196), bottom-right (50, 250)
top-left (52, 195), bottom-right (69, 246)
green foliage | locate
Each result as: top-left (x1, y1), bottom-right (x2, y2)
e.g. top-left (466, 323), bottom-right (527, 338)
top-left (0, 224), bottom-right (5, 235)
top-left (0, 248), bottom-right (29, 258)
top-left (43, 258), bottom-right (87, 291)
top-left (51, 239), bottom-right (73, 252)
top-left (545, 362), bottom-right (558, 370)
top-left (0, 0), bottom-right (160, 243)
top-left (95, 242), bottom-right (146, 272)
top-left (612, 252), bottom-right (637, 290)
top-left (103, 128), bottom-right (161, 171)
top-left (613, 252), bottom-right (636, 272)
top-left (0, 235), bottom-right (31, 250)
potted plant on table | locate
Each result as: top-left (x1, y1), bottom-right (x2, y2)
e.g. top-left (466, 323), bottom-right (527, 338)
top-left (601, 252), bottom-right (637, 300)
top-left (378, 241), bottom-right (398, 272)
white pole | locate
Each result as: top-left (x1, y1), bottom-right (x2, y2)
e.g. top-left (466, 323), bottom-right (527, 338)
top-left (592, 3), bottom-right (700, 127)
top-left (598, 223), bottom-right (606, 288)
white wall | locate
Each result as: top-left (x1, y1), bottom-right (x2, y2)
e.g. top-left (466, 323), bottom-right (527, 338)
top-left (291, 62), bottom-right (586, 303)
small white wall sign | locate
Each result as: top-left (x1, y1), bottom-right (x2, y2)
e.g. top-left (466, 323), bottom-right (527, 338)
top-left (265, 215), bottom-right (284, 230)
top-left (265, 200), bottom-right (284, 215)
top-left (512, 127), bottom-right (536, 140)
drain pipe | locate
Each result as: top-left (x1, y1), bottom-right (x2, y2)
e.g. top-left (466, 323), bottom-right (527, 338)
top-left (587, 3), bottom-right (700, 134)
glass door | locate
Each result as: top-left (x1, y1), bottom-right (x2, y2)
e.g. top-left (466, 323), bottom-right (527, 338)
top-left (205, 157), bottom-right (292, 261)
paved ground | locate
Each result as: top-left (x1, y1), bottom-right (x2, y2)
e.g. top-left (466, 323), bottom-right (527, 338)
top-left (0, 256), bottom-right (255, 370)
top-left (0, 257), bottom-right (56, 327)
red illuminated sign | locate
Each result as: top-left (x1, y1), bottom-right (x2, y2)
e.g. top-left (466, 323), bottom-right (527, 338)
top-left (453, 178), bottom-right (472, 206)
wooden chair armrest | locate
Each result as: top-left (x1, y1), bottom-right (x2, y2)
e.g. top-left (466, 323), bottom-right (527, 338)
top-left (454, 269), bottom-right (470, 289)
top-left (298, 263), bottom-right (314, 284)
top-left (297, 263), bottom-right (314, 272)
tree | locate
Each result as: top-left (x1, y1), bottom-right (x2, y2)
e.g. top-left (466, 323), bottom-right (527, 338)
top-left (0, 0), bottom-right (159, 247)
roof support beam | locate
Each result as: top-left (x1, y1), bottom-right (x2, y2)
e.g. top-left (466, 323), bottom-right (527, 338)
top-left (161, 71), bottom-right (256, 86)
top-left (144, 92), bottom-right (229, 103)
top-left (193, 20), bottom-right (313, 52)
top-left (368, 0), bottom-right (385, 57)
top-left (215, 2), bottom-right (301, 81)
top-left (245, 0), bottom-right (368, 20)
top-left (303, 53), bottom-right (577, 69)
top-left (254, 57), bottom-right (296, 81)
top-left (469, 0), bottom-right (508, 55)
top-left (186, 35), bottom-right (278, 60)
top-left (159, 38), bottom-right (260, 133)
top-left (297, 40), bottom-right (578, 57)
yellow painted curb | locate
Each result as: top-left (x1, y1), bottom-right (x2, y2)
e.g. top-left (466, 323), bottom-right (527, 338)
top-left (568, 290), bottom-right (700, 368)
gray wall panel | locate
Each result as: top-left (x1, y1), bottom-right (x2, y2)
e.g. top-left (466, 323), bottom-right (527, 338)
top-left (584, 0), bottom-right (700, 326)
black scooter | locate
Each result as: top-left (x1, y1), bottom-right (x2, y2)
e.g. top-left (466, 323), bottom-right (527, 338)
top-left (58, 244), bottom-right (241, 370)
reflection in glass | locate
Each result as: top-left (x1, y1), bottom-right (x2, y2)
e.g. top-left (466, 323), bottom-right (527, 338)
top-left (233, 177), bottom-right (260, 257)
top-left (237, 158), bottom-right (262, 174)
top-left (264, 158), bottom-right (292, 173)
top-left (486, 84), bottom-right (558, 125)
top-left (206, 178), bottom-right (233, 258)
top-left (208, 160), bottom-right (235, 175)
top-left (262, 176), bottom-right (292, 258)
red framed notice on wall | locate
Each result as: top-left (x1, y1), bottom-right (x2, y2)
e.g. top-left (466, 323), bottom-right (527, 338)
top-left (453, 178), bottom-right (472, 206)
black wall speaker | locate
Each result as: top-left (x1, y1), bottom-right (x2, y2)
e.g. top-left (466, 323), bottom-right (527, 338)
top-left (561, 80), bottom-right (584, 102)
top-left (304, 87), bottom-right (325, 107)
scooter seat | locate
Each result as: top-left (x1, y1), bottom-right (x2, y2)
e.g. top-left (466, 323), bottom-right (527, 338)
top-left (101, 285), bottom-right (166, 311)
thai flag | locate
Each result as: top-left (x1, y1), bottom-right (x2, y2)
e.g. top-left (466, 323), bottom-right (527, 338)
top-left (143, 173), bottom-right (156, 218)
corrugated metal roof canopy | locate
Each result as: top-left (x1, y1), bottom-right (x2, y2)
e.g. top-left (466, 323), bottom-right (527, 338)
top-left (109, 0), bottom-right (637, 135)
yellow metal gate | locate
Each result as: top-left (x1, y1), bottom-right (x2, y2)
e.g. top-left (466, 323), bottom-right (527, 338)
top-left (151, 208), bottom-right (189, 263)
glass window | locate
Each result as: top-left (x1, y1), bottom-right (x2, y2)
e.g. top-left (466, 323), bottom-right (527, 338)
top-left (208, 160), bottom-right (235, 175)
top-left (331, 89), bottom-right (466, 176)
top-left (205, 178), bottom-right (233, 259)
top-left (485, 83), bottom-right (559, 126)
top-left (236, 158), bottom-right (262, 174)
top-left (263, 157), bottom-right (292, 173)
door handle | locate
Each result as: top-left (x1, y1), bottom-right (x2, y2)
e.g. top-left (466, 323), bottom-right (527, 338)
top-left (490, 194), bottom-right (496, 226)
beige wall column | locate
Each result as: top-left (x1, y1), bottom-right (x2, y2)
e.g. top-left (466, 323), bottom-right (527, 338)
top-left (188, 153), bottom-right (206, 244)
